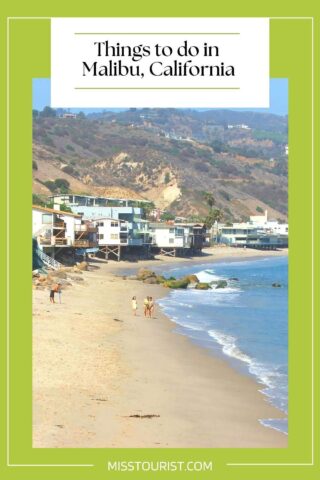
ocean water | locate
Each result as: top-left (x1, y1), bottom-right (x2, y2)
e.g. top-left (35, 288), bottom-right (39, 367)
top-left (155, 256), bottom-right (288, 434)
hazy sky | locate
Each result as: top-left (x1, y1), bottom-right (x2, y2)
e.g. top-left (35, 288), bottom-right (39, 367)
top-left (32, 78), bottom-right (288, 116)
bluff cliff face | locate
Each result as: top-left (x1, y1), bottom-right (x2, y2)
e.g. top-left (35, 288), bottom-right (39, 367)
top-left (33, 108), bottom-right (288, 221)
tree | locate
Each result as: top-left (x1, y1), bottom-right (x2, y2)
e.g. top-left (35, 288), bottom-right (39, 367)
top-left (54, 178), bottom-right (70, 193)
top-left (32, 194), bottom-right (45, 206)
top-left (138, 201), bottom-right (155, 219)
top-left (205, 208), bottom-right (223, 244)
top-left (59, 203), bottom-right (72, 212)
top-left (44, 180), bottom-right (57, 192)
top-left (161, 212), bottom-right (175, 221)
top-left (40, 106), bottom-right (56, 118)
top-left (211, 139), bottom-right (224, 153)
top-left (203, 192), bottom-right (215, 208)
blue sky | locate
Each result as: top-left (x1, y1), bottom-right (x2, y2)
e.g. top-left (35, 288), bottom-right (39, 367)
top-left (32, 78), bottom-right (288, 116)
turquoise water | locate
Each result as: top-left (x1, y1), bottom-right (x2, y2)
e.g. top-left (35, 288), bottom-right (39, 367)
top-left (156, 256), bottom-right (288, 434)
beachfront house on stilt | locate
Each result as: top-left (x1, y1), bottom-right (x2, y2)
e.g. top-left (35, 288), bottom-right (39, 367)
top-left (92, 217), bottom-right (129, 261)
top-left (218, 223), bottom-right (288, 249)
top-left (32, 205), bottom-right (98, 269)
top-left (52, 195), bottom-right (153, 259)
top-left (149, 222), bottom-right (206, 257)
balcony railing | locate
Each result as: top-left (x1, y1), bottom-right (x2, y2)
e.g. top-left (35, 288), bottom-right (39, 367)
top-left (128, 238), bottom-right (144, 246)
top-left (54, 237), bottom-right (68, 245)
top-left (75, 225), bottom-right (97, 233)
top-left (73, 239), bottom-right (97, 248)
top-left (38, 236), bottom-right (68, 246)
top-left (53, 221), bottom-right (66, 229)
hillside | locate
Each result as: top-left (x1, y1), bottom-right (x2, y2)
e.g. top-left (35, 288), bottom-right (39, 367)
top-left (32, 108), bottom-right (288, 221)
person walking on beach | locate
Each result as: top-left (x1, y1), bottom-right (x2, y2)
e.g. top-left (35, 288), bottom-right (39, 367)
top-left (57, 283), bottom-right (62, 304)
top-left (144, 297), bottom-right (149, 317)
top-left (132, 296), bottom-right (138, 316)
top-left (49, 283), bottom-right (59, 304)
top-left (148, 296), bottom-right (155, 318)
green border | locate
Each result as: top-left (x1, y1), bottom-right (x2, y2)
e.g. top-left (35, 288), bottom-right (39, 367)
top-left (0, 2), bottom-right (319, 480)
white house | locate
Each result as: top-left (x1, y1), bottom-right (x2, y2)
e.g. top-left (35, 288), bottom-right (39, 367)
top-left (32, 205), bottom-right (81, 247)
top-left (33, 205), bottom-right (97, 250)
top-left (92, 217), bottom-right (129, 260)
top-left (149, 223), bottom-right (189, 249)
top-left (93, 217), bottom-right (129, 246)
top-left (149, 222), bottom-right (206, 256)
top-left (219, 222), bottom-right (288, 249)
top-left (249, 210), bottom-right (288, 236)
top-left (219, 224), bottom-right (259, 245)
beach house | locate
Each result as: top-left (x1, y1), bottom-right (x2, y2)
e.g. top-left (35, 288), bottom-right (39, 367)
top-left (149, 222), bottom-right (206, 256)
top-left (219, 222), bottom-right (288, 249)
top-left (92, 217), bottom-right (129, 261)
top-left (32, 205), bottom-right (98, 268)
top-left (249, 210), bottom-right (289, 239)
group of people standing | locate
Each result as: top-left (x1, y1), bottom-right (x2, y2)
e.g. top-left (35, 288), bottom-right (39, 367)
top-left (131, 296), bottom-right (155, 318)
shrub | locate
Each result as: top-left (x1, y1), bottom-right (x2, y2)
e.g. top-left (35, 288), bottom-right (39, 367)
top-left (160, 212), bottom-right (175, 221)
top-left (42, 135), bottom-right (54, 147)
top-left (164, 172), bottom-right (171, 184)
top-left (32, 193), bottom-right (45, 206)
top-left (44, 180), bottom-right (57, 192)
top-left (59, 203), bottom-right (72, 213)
top-left (194, 162), bottom-right (210, 173)
top-left (62, 165), bottom-right (75, 175)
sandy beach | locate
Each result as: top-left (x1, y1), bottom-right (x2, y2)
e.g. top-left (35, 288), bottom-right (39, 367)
top-left (33, 246), bottom-right (288, 448)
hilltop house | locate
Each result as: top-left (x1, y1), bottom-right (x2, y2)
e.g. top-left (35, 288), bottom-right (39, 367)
top-left (49, 194), bottom-right (152, 208)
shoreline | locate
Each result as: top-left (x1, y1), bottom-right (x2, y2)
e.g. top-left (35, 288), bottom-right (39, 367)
top-left (110, 245), bottom-right (288, 273)
top-left (33, 247), bottom-right (288, 448)
top-left (119, 247), bottom-right (288, 431)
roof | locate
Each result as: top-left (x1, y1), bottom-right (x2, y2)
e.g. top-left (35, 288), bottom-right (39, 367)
top-left (133, 217), bottom-right (149, 223)
top-left (49, 193), bottom-right (152, 203)
top-left (149, 223), bottom-right (175, 229)
top-left (91, 217), bottom-right (128, 223)
top-left (32, 205), bottom-right (82, 218)
top-left (175, 223), bottom-right (205, 228)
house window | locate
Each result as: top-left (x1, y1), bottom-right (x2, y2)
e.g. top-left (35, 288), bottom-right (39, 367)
top-left (169, 228), bottom-right (175, 233)
top-left (169, 238), bottom-right (174, 244)
top-left (98, 233), bottom-right (104, 240)
top-left (111, 221), bottom-right (119, 227)
top-left (110, 233), bottom-right (119, 240)
top-left (42, 214), bottom-right (52, 224)
top-left (97, 221), bottom-right (104, 227)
